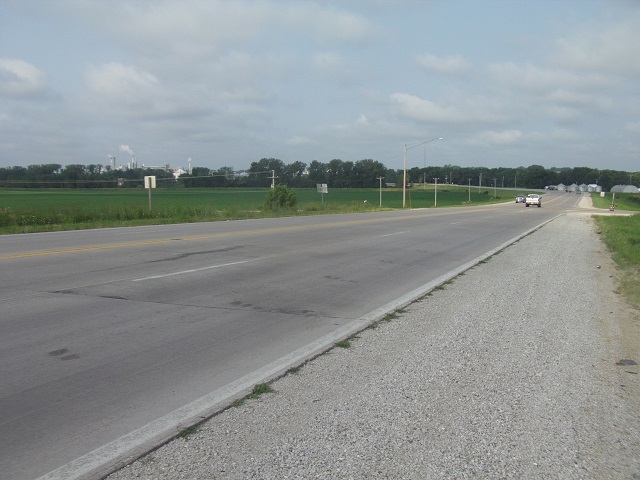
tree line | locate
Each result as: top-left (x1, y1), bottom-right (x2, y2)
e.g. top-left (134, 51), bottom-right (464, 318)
top-left (0, 159), bottom-right (636, 192)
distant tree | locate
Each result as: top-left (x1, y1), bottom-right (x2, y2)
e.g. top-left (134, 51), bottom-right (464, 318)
top-left (326, 159), bottom-right (354, 188)
top-left (248, 158), bottom-right (285, 187)
top-left (521, 165), bottom-right (552, 189)
top-left (282, 161), bottom-right (307, 187)
top-left (308, 160), bottom-right (328, 185)
top-left (384, 168), bottom-right (398, 185)
top-left (353, 159), bottom-right (386, 188)
top-left (598, 169), bottom-right (628, 191)
top-left (191, 167), bottom-right (211, 177)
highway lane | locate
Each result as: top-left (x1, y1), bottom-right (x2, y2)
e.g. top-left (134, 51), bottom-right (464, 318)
top-left (0, 191), bottom-right (581, 479)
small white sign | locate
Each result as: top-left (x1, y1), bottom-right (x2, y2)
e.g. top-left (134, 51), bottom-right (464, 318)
top-left (144, 176), bottom-right (157, 189)
top-left (317, 183), bottom-right (328, 194)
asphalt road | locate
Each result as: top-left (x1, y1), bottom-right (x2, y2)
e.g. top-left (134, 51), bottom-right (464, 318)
top-left (0, 191), bottom-right (582, 479)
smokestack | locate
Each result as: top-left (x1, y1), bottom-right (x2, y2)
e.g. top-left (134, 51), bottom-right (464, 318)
top-left (120, 145), bottom-right (136, 169)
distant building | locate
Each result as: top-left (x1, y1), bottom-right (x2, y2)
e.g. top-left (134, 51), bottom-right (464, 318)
top-left (173, 168), bottom-right (187, 180)
top-left (611, 185), bottom-right (639, 193)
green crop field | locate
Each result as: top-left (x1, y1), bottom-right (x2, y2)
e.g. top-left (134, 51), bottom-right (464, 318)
top-left (0, 186), bottom-right (521, 234)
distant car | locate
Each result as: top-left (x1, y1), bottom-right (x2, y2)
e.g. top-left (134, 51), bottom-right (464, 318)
top-left (525, 194), bottom-right (541, 207)
top-left (515, 195), bottom-right (525, 203)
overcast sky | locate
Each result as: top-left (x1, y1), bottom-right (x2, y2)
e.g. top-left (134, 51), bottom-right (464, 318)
top-left (1, 0), bottom-right (639, 173)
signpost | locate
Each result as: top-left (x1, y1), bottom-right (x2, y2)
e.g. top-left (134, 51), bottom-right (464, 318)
top-left (317, 183), bottom-right (328, 204)
top-left (144, 175), bottom-right (156, 211)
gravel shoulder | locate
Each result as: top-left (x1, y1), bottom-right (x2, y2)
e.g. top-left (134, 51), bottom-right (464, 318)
top-left (109, 212), bottom-right (640, 480)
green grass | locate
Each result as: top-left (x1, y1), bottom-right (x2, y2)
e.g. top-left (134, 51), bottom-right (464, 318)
top-left (590, 191), bottom-right (640, 212)
top-left (248, 383), bottom-right (274, 398)
top-left (231, 382), bottom-right (275, 408)
top-left (176, 424), bottom-right (200, 439)
top-left (590, 192), bottom-right (640, 308)
top-left (594, 213), bottom-right (640, 309)
top-left (0, 186), bottom-right (523, 234)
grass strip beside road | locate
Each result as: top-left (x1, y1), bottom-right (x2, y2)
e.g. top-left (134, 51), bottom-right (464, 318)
top-left (592, 192), bottom-right (640, 309)
top-left (595, 214), bottom-right (640, 309)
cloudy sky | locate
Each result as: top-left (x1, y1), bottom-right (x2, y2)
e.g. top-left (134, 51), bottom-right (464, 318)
top-left (1, 0), bottom-right (639, 173)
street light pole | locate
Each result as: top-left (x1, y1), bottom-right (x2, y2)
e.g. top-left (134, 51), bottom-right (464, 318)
top-left (468, 178), bottom-right (471, 202)
top-left (423, 144), bottom-right (427, 190)
top-left (434, 177), bottom-right (439, 207)
top-left (403, 144), bottom-right (407, 208)
top-left (378, 176), bottom-right (384, 207)
top-left (403, 137), bottom-right (443, 208)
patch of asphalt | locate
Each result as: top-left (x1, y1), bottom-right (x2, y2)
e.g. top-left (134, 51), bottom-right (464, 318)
top-left (43, 212), bottom-right (626, 480)
top-left (106, 211), bottom-right (638, 479)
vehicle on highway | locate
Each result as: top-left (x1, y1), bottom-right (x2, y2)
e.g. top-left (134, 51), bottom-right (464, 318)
top-left (525, 194), bottom-right (541, 207)
top-left (515, 195), bottom-right (525, 203)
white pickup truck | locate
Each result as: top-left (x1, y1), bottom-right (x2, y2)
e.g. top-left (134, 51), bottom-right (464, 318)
top-left (525, 194), bottom-right (541, 207)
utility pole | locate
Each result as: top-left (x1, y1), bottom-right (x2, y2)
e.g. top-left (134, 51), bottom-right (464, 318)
top-left (424, 144), bottom-right (427, 190)
top-left (377, 176), bottom-right (384, 207)
top-left (403, 137), bottom-right (443, 208)
top-left (269, 169), bottom-right (277, 188)
top-left (403, 144), bottom-right (407, 208)
top-left (434, 177), bottom-right (439, 207)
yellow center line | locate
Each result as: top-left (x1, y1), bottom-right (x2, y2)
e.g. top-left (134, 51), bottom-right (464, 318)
top-left (0, 206), bottom-right (499, 261)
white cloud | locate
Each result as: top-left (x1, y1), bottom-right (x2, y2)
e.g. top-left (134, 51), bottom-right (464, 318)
top-left (546, 89), bottom-right (594, 108)
top-left (390, 93), bottom-right (466, 123)
top-left (551, 12), bottom-right (640, 77)
top-left (416, 53), bottom-right (472, 74)
top-left (279, 3), bottom-right (376, 43)
top-left (488, 62), bottom-right (608, 94)
top-left (389, 92), bottom-right (505, 126)
top-left (313, 52), bottom-right (346, 71)
top-left (470, 130), bottom-right (523, 147)
top-left (0, 58), bottom-right (47, 96)
top-left (220, 87), bottom-right (270, 104)
top-left (626, 121), bottom-right (640, 135)
top-left (82, 62), bottom-right (212, 122)
top-left (287, 135), bottom-right (318, 146)
top-left (85, 63), bottom-right (158, 97)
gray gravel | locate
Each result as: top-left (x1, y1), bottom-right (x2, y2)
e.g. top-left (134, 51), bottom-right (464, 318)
top-left (109, 213), bottom-right (640, 480)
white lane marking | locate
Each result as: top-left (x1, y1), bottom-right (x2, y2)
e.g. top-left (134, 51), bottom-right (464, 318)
top-left (132, 259), bottom-right (259, 281)
top-left (450, 221), bottom-right (463, 225)
top-left (373, 231), bottom-right (407, 238)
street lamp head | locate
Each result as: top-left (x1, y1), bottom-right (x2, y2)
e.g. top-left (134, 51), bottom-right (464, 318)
top-left (438, 137), bottom-right (443, 140)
